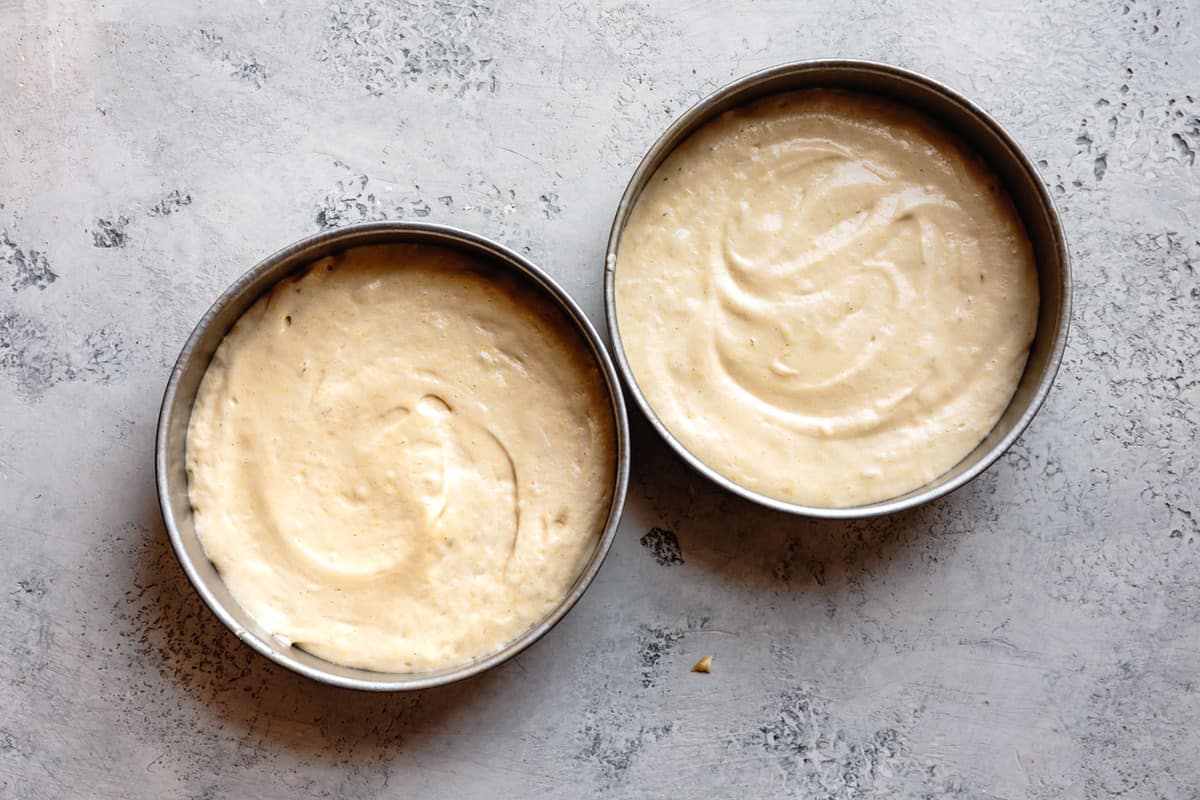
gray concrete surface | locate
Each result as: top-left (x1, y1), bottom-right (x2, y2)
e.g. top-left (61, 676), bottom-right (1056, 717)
top-left (2, 1), bottom-right (1198, 797)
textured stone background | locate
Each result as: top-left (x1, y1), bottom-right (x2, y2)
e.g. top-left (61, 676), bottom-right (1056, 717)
top-left (2, 1), bottom-right (1198, 797)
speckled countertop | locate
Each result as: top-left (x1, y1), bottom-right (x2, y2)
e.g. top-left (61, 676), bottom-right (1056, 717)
top-left (1, 1), bottom-right (1198, 798)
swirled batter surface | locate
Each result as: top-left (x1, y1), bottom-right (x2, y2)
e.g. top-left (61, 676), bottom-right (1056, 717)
top-left (616, 90), bottom-right (1038, 507)
top-left (187, 244), bottom-right (615, 672)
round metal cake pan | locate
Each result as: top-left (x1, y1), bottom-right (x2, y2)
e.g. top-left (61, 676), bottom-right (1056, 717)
top-left (605, 59), bottom-right (1071, 519)
top-left (157, 221), bottom-right (630, 691)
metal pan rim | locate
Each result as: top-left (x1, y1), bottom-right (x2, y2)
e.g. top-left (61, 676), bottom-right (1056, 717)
top-left (604, 59), bottom-right (1071, 519)
top-left (157, 221), bottom-right (631, 691)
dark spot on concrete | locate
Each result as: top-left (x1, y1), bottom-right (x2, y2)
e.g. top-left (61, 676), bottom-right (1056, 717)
top-left (0, 310), bottom-right (78, 397)
top-left (1094, 153), bottom-right (1108, 181)
top-left (775, 538), bottom-right (830, 588)
top-left (195, 27), bottom-right (223, 51)
top-left (438, 195), bottom-right (454, 207)
top-left (0, 312), bottom-right (129, 399)
top-left (14, 575), bottom-right (49, 600)
top-left (0, 231), bottom-right (58, 292)
top-left (148, 189), bottom-right (193, 217)
top-left (314, 208), bottom-right (338, 230)
top-left (635, 617), bottom-right (707, 689)
top-left (317, 0), bottom-right (498, 97)
top-left (234, 57), bottom-right (268, 88)
top-left (636, 625), bottom-right (684, 688)
top-left (640, 527), bottom-right (683, 566)
top-left (539, 192), bottom-right (562, 218)
top-left (193, 27), bottom-right (269, 88)
top-left (576, 720), bottom-right (672, 785)
top-left (747, 686), bottom-right (969, 794)
top-left (81, 327), bottom-right (128, 381)
top-left (775, 533), bottom-right (801, 582)
top-left (315, 173), bottom-right (375, 229)
top-left (91, 216), bottom-right (129, 248)
top-left (1165, 502), bottom-right (1197, 538)
top-left (1172, 132), bottom-right (1196, 165)
top-left (0, 728), bottom-right (31, 759)
top-left (314, 170), bottom-right (432, 229)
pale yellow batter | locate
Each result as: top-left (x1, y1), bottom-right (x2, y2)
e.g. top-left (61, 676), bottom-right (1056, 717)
top-left (186, 244), bottom-right (615, 672)
top-left (616, 90), bottom-right (1038, 507)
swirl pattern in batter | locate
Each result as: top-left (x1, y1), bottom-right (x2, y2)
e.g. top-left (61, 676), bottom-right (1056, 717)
top-left (615, 90), bottom-right (1038, 507)
top-left (187, 244), bottom-right (615, 672)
